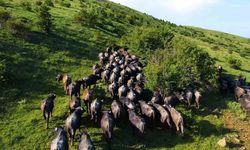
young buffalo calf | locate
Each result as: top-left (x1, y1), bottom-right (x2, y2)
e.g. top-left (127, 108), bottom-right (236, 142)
top-left (127, 109), bottom-right (145, 136)
top-left (65, 107), bottom-right (85, 145)
top-left (100, 111), bottom-right (114, 143)
top-left (78, 131), bottom-right (95, 150)
top-left (41, 93), bottom-right (56, 129)
top-left (51, 126), bottom-right (69, 150)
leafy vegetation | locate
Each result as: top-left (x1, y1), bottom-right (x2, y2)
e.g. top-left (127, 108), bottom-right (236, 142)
top-left (0, 0), bottom-right (250, 149)
top-left (37, 5), bottom-right (53, 34)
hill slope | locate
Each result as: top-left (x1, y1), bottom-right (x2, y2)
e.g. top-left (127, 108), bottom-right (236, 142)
top-left (0, 0), bottom-right (250, 149)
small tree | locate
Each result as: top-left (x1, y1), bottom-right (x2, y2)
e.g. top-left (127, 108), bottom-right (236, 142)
top-left (37, 5), bottom-right (52, 34)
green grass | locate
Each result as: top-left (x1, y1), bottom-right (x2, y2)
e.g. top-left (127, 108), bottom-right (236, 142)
top-left (0, 0), bottom-right (250, 149)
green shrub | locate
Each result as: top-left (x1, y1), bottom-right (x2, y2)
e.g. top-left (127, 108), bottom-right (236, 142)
top-left (121, 26), bottom-right (174, 52)
top-left (44, 0), bottom-right (54, 7)
top-left (239, 48), bottom-right (250, 57)
top-left (35, 0), bottom-right (43, 6)
top-left (0, 0), bottom-right (7, 6)
top-left (228, 49), bottom-right (233, 54)
top-left (7, 20), bottom-right (31, 36)
top-left (227, 56), bottom-right (242, 69)
top-left (145, 43), bottom-right (216, 92)
top-left (37, 5), bottom-right (53, 34)
top-left (60, 1), bottom-right (71, 8)
top-left (0, 10), bottom-right (11, 26)
top-left (20, 1), bottom-right (32, 11)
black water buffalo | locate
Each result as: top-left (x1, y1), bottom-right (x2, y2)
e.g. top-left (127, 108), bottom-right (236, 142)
top-left (108, 82), bottom-right (119, 100)
top-left (127, 109), bottom-right (145, 136)
top-left (69, 95), bottom-right (81, 113)
top-left (56, 74), bottom-right (72, 95)
top-left (138, 101), bottom-right (155, 128)
top-left (127, 88), bottom-right (137, 102)
top-left (65, 107), bottom-right (85, 145)
top-left (41, 93), bottom-right (56, 129)
top-left (118, 85), bottom-right (128, 99)
top-left (90, 98), bottom-right (103, 123)
top-left (151, 91), bottom-right (163, 104)
top-left (194, 90), bottom-right (202, 109)
top-left (82, 88), bottom-right (93, 114)
top-left (163, 105), bottom-right (184, 135)
top-left (235, 86), bottom-right (246, 101)
top-left (184, 90), bottom-right (193, 107)
top-left (68, 80), bottom-right (82, 98)
top-left (78, 131), bottom-right (95, 150)
top-left (111, 100), bottom-right (122, 120)
top-left (238, 94), bottom-right (250, 113)
top-left (50, 126), bottom-right (69, 150)
top-left (100, 111), bottom-right (114, 143)
top-left (152, 103), bottom-right (171, 128)
top-left (82, 74), bottom-right (101, 89)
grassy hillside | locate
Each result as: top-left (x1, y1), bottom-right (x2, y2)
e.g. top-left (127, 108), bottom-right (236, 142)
top-left (0, 0), bottom-right (250, 149)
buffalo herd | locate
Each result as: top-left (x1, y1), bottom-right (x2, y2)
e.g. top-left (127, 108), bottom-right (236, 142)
top-left (41, 47), bottom-right (249, 149)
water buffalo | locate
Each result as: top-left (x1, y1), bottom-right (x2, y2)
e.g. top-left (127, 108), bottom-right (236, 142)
top-left (41, 93), bottom-right (56, 129)
top-left (238, 94), bottom-right (250, 113)
top-left (69, 95), bottom-right (81, 113)
top-left (100, 111), bottom-right (114, 143)
top-left (82, 88), bottom-right (93, 114)
top-left (138, 101), bottom-right (155, 128)
top-left (108, 82), bottom-right (119, 100)
top-left (185, 90), bottom-right (193, 107)
top-left (51, 126), bottom-right (69, 150)
top-left (120, 97), bottom-right (136, 110)
top-left (151, 91), bottom-right (163, 104)
top-left (78, 131), bottom-right (95, 150)
top-left (163, 105), bottom-right (184, 135)
top-left (65, 107), bottom-right (85, 145)
top-left (118, 85), bottom-right (128, 99)
top-left (102, 70), bottom-right (110, 83)
top-left (90, 98), bottom-right (103, 123)
top-left (68, 80), bottom-right (82, 98)
top-left (152, 103), bottom-right (171, 128)
top-left (127, 109), bottom-right (145, 136)
top-left (235, 86), bottom-right (246, 101)
top-left (82, 74), bottom-right (101, 89)
top-left (194, 90), bottom-right (202, 109)
top-left (127, 88), bottom-right (137, 102)
top-left (111, 100), bottom-right (122, 120)
top-left (56, 74), bottom-right (72, 95)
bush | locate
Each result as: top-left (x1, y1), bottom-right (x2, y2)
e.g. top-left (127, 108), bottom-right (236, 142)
top-left (20, 1), bottom-right (32, 11)
top-left (145, 43), bottom-right (216, 92)
top-left (227, 57), bottom-right (242, 69)
top-left (121, 26), bottom-right (174, 52)
top-left (37, 5), bottom-right (53, 34)
top-left (0, 10), bottom-right (11, 26)
top-left (35, 0), bottom-right (43, 6)
top-left (60, 2), bottom-right (71, 8)
top-left (0, 0), bottom-right (7, 6)
top-left (7, 20), bottom-right (31, 36)
top-left (44, 0), bottom-right (54, 7)
top-left (239, 48), bottom-right (250, 57)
